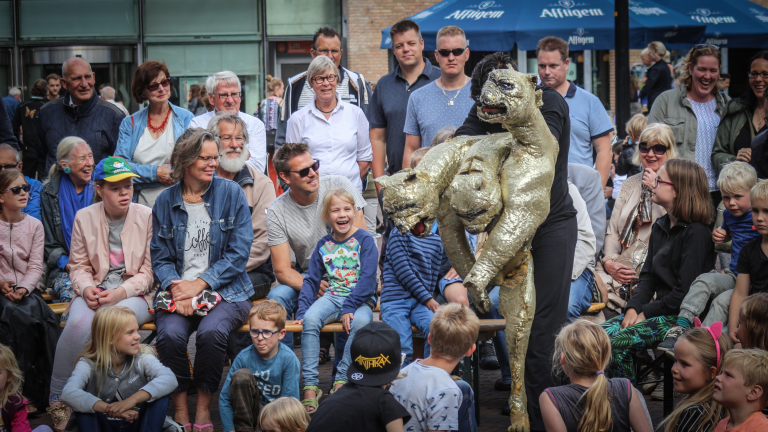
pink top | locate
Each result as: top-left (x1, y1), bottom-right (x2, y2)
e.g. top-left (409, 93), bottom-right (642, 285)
top-left (0, 214), bottom-right (44, 293)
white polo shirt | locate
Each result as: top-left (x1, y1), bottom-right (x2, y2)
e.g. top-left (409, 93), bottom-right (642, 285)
top-left (189, 109), bottom-right (268, 173)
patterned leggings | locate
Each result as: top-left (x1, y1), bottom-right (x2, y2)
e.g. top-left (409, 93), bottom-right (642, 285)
top-left (601, 314), bottom-right (679, 383)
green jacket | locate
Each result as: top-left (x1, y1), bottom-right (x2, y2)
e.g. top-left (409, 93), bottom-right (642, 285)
top-left (711, 98), bottom-right (758, 173)
top-left (648, 86), bottom-right (729, 162)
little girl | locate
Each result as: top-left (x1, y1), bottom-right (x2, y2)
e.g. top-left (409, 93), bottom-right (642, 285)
top-left (258, 397), bottom-right (311, 432)
top-left (540, 320), bottom-right (652, 432)
top-left (0, 344), bottom-right (53, 432)
top-left (662, 319), bottom-right (733, 432)
top-left (734, 292), bottom-right (768, 350)
top-left (61, 306), bottom-right (177, 432)
top-left (293, 189), bottom-right (377, 413)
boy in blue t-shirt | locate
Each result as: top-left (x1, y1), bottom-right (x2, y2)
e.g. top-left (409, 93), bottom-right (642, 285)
top-left (659, 162), bottom-right (760, 351)
top-left (219, 300), bottom-right (300, 432)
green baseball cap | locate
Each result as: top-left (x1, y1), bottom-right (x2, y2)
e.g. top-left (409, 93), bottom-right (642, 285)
top-left (94, 156), bottom-right (140, 182)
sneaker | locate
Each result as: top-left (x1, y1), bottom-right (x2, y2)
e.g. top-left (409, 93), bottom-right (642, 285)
top-left (502, 404), bottom-right (511, 416)
top-left (494, 379), bottom-right (511, 391)
top-left (479, 341), bottom-right (500, 370)
top-left (658, 326), bottom-right (686, 353)
top-left (651, 383), bottom-right (665, 401)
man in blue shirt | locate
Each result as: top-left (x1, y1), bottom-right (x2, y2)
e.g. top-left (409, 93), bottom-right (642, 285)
top-left (537, 36), bottom-right (614, 189)
top-left (3, 88), bottom-right (20, 121)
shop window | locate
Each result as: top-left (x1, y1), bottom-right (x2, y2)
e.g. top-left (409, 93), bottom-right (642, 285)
top-left (144, 0), bottom-right (261, 40)
top-left (0, 1), bottom-right (11, 41)
top-left (19, 0), bottom-right (137, 40)
top-left (266, 0), bottom-right (341, 36)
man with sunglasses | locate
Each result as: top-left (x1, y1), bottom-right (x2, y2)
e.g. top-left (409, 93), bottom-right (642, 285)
top-left (401, 26), bottom-right (473, 169)
top-left (37, 57), bottom-right (125, 177)
top-left (0, 143), bottom-right (41, 220)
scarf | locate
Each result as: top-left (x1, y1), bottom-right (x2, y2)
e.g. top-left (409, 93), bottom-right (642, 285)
top-left (619, 185), bottom-right (653, 247)
top-left (58, 173), bottom-right (94, 249)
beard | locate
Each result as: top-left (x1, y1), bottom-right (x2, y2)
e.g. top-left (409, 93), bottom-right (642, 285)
top-left (218, 147), bottom-right (249, 173)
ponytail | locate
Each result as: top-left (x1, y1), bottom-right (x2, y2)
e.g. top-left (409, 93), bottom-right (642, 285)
top-left (578, 373), bottom-right (612, 432)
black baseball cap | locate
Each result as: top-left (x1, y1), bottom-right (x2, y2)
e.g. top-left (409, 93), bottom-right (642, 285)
top-left (346, 321), bottom-right (402, 387)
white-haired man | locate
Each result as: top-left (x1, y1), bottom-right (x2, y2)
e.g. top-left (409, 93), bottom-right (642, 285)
top-left (100, 86), bottom-right (129, 116)
top-left (4, 87), bottom-right (21, 121)
top-left (188, 71), bottom-right (268, 173)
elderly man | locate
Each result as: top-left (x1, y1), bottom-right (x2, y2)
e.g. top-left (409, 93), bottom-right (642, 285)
top-left (37, 57), bottom-right (125, 176)
top-left (188, 71), bottom-right (267, 173)
top-left (0, 143), bottom-right (42, 220)
top-left (4, 88), bottom-right (20, 121)
top-left (100, 86), bottom-right (129, 116)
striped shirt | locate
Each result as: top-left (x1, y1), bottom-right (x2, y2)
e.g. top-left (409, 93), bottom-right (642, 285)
top-left (381, 228), bottom-right (444, 305)
top-left (674, 402), bottom-right (725, 432)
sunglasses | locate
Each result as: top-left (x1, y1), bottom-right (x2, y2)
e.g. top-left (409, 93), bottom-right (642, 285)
top-left (638, 142), bottom-right (668, 156)
top-left (1, 184), bottom-right (31, 195)
top-left (437, 48), bottom-right (467, 57)
top-left (287, 160), bottom-right (320, 178)
top-left (0, 163), bottom-right (19, 171)
top-left (693, 43), bottom-right (720, 51)
top-left (147, 78), bottom-right (172, 92)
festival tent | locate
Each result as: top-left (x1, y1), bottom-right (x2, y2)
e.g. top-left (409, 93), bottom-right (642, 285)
top-left (380, 0), bottom-right (707, 51)
top-left (664, 0), bottom-right (768, 48)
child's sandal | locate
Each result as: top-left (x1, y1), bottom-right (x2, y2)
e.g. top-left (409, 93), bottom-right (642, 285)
top-left (330, 380), bottom-right (346, 394)
top-left (302, 385), bottom-right (323, 414)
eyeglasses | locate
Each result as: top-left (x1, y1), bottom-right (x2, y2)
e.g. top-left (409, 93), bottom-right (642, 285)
top-left (197, 155), bottom-right (220, 164)
top-left (693, 43), bottom-right (720, 51)
top-left (0, 163), bottom-right (19, 171)
top-left (215, 92), bottom-right (242, 100)
top-left (220, 136), bottom-right (245, 144)
top-left (655, 176), bottom-right (674, 188)
top-left (311, 75), bottom-right (338, 85)
top-left (249, 329), bottom-right (279, 339)
top-left (1, 184), bottom-right (31, 195)
top-left (638, 142), bottom-right (668, 156)
top-left (437, 48), bottom-right (467, 57)
top-left (748, 71), bottom-right (768, 80)
top-left (316, 49), bottom-right (341, 57)
top-left (286, 160), bottom-right (320, 178)
top-left (147, 78), bottom-right (172, 92)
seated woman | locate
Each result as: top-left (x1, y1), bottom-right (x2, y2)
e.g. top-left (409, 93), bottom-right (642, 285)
top-left (601, 159), bottom-right (715, 383)
top-left (598, 123), bottom-right (677, 310)
top-left (48, 157), bottom-right (155, 431)
top-left (41, 137), bottom-right (95, 303)
top-left (0, 169), bottom-right (59, 412)
top-left (151, 129), bottom-right (254, 432)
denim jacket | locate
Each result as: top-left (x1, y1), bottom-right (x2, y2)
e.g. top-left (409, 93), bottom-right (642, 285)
top-left (150, 176), bottom-right (254, 303)
top-left (114, 103), bottom-right (194, 192)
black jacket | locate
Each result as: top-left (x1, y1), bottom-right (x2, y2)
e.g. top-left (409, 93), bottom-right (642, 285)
top-left (0, 92), bottom-right (18, 148)
top-left (626, 215), bottom-right (714, 318)
top-left (638, 60), bottom-right (672, 112)
top-left (12, 97), bottom-right (45, 152)
top-left (751, 129), bottom-right (768, 179)
top-left (36, 91), bottom-right (125, 177)
top-left (615, 146), bottom-right (643, 177)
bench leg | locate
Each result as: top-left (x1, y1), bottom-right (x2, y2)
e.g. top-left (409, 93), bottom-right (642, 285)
top-left (664, 355), bottom-right (674, 416)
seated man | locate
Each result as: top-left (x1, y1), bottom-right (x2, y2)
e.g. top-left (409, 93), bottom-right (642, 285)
top-left (567, 181), bottom-right (597, 323)
top-left (0, 144), bottom-right (41, 220)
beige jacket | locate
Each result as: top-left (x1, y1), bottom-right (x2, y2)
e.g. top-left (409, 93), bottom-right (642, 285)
top-left (68, 202), bottom-right (156, 306)
top-left (240, 164), bottom-right (277, 272)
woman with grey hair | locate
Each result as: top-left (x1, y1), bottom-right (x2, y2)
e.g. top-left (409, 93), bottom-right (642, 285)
top-left (151, 128), bottom-right (254, 432)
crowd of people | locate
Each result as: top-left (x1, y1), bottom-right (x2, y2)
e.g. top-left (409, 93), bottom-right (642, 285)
top-left (2, 19), bottom-right (768, 432)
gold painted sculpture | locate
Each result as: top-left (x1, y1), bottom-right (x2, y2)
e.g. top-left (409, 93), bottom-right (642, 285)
top-left (376, 66), bottom-right (558, 432)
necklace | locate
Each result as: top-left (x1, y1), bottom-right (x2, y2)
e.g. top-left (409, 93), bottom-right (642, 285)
top-left (439, 77), bottom-right (469, 106)
top-left (183, 190), bottom-right (204, 204)
top-left (148, 105), bottom-right (172, 134)
top-left (315, 98), bottom-right (337, 114)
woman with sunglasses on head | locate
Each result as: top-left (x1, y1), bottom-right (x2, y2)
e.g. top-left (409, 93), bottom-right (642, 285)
top-left (151, 129), bottom-right (254, 432)
top-left (0, 169), bottom-right (59, 415)
top-left (597, 123), bottom-right (677, 309)
top-left (712, 51), bottom-right (768, 175)
top-left (649, 44), bottom-right (729, 209)
top-left (114, 60), bottom-right (194, 209)
top-left (601, 159), bottom-right (715, 382)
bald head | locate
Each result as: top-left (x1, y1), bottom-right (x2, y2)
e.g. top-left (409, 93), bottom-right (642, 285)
top-left (61, 57), bottom-right (95, 106)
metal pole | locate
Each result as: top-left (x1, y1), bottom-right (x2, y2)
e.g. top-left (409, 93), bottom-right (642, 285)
top-left (12, 0), bottom-right (20, 88)
top-left (614, 0), bottom-right (630, 138)
top-left (262, 0), bottom-right (268, 99)
top-left (584, 50), bottom-right (592, 94)
top-left (516, 46), bottom-right (527, 74)
top-left (137, 0), bottom-right (144, 65)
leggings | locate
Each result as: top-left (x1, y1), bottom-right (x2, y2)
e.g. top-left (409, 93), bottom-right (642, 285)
top-left (50, 296), bottom-right (151, 395)
top-left (601, 314), bottom-right (679, 383)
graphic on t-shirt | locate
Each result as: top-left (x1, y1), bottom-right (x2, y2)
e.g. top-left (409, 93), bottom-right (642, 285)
top-left (110, 250), bottom-right (124, 268)
top-left (320, 237), bottom-right (361, 296)
top-left (185, 221), bottom-right (210, 256)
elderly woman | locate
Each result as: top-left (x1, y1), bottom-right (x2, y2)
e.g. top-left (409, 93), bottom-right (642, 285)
top-left (41, 137), bottom-right (95, 302)
top-left (115, 60), bottom-right (194, 208)
top-left (638, 42), bottom-right (673, 112)
top-left (712, 51), bottom-right (768, 173)
top-left (597, 123), bottom-right (677, 309)
top-left (649, 44), bottom-right (728, 207)
top-left (151, 128), bottom-right (254, 432)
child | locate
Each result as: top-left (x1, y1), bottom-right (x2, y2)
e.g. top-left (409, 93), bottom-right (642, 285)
top-left (293, 189), bottom-right (378, 412)
top-left (219, 300), bottom-right (300, 432)
top-left (540, 320), bottom-right (652, 432)
top-left (306, 322), bottom-right (410, 432)
top-left (662, 319), bottom-right (733, 432)
top-left (659, 162), bottom-right (760, 350)
top-left (0, 344), bottom-right (53, 432)
top-left (614, 113), bottom-right (647, 178)
top-left (713, 349), bottom-right (768, 431)
top-left (258, 397), bottom-right (310, 432)
top-left (726, 180), bottom-right (768, 344)
top-left (734, 293), bottom-right (768, 350)
top-left (390, 303), bottom-right (479, 432)
top-left (602, 159), bottom-right (715, 382)
top-left (61, 306), bottom-right (177, 432)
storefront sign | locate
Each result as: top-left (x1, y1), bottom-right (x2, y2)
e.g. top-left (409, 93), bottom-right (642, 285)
top-left (277, 41), bottom-right (313, 54)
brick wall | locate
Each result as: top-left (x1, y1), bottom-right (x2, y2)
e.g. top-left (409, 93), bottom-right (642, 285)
top-left (345, 0), bottom-right (440, 82)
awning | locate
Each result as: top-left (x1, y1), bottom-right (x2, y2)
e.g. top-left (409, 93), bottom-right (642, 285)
top-left (665, 0), bottom-right (768, 48)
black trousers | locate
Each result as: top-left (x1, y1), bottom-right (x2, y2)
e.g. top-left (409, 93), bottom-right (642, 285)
top-left (525, 216), bottom-right (577, 431)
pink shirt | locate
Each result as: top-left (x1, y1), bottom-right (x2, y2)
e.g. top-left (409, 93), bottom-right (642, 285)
top-left (0, 214), bottom-right (44, 293)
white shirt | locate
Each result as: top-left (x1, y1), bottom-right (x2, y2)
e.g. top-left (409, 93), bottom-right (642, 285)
top-left (569, 182), bottom-right (596, 280)
top-left (106, 99), bottom-right (130, 116)
top-left (133, 121), bottom-right (174, 208)
top-left (189, 109), bottom-right (267, 173)
top-left (285, 93), bottom-right (372, 192)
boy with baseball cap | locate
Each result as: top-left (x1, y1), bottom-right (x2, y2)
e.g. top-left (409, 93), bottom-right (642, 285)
top-left (306, 321), bottom-right (411, 432)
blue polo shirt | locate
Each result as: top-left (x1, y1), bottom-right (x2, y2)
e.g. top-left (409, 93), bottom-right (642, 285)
top-left (563, 81), bottom-right (613, 167)
top-left (722, 209), bottom-right (761, 274)
top-left (404, 80), bottom-right (474, 149)
top-left (369, 58), bottom-right (440, 174)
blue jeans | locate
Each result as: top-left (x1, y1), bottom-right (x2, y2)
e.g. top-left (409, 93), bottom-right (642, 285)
top-left (381, 297), bottom-right (433, 365)
top-left (567, 270), bottom-right (594, 323)
top-left (488, 286), bottom-right (511, 383)
top-left (76, 395), bottom-right (170, 432)
top-left (456, 379), bottom-right (478, 432)
top-left (301, 294), bottom-right (373, 386)
top-left (268, 281), bottom-right (301, 349)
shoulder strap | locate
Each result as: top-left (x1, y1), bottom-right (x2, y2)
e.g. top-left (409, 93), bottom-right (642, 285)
top-left (131, 115), bottom-right (134, 130)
